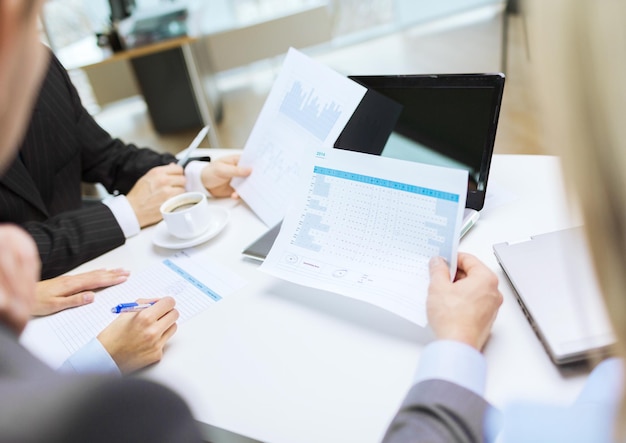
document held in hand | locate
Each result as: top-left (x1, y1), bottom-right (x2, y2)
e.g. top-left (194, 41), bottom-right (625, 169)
top-left (260, 148), bottom-right (468, 326)
top-left (231, 47), bottom-right (367, 227)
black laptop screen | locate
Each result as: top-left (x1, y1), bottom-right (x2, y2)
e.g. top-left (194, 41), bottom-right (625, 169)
top-left (335, 74), bottom-right (505, 210)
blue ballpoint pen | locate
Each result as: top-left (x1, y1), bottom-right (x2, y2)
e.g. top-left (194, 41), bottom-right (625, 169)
top-left (111, 302), bottom-right (156, 314)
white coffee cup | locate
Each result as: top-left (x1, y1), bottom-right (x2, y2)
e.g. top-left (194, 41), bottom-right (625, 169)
top-left (160, 192), bottom-right (212, 239)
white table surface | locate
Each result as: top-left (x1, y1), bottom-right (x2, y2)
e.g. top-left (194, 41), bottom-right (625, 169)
top-left (22, 152), bottom-right (589, 443)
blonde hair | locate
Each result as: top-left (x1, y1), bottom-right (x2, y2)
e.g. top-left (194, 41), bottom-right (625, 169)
top-left (528, 0), bottom-right (626, 437)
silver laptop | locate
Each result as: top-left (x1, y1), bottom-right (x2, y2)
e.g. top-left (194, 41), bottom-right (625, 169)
top-left (493, 226), bottom-right (615, 365)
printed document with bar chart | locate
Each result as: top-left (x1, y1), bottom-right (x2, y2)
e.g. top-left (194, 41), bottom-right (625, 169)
top-left (260, 148), bottom-right (468, 326)
top-left (231, 47), bottom-right (367, 227)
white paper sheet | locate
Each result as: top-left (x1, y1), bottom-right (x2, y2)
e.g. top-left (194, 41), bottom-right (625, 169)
top-left (21, 250), bottom-right (246, 367)
top-left (231, 47), bottom-right (367, 227)
top-left (260, 148), bottom-right (468, 326)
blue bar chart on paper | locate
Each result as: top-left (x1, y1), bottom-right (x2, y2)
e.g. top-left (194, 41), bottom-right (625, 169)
top-left (230, 48), bottom-right (367, 227)
top-left (279, 81), bottom-right (342, 141)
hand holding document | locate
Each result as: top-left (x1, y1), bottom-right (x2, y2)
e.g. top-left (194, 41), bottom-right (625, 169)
top-left (231, 48), bottom-right (367, 227)
top-left (260, 148), bottom-right (468, 326)
top-left (229, 46), bottom-right (467, 325)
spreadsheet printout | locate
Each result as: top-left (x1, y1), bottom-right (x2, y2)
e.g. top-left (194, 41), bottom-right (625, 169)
top-left (21, 250), bottom-right (247, 367)
top-left (231, 47), bottom-right (367, 227)
top-left (261, 148), bottom-right (468, 326)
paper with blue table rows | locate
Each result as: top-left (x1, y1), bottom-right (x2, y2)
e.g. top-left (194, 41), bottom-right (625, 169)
top-left (231, 47), bottom-right (368, 227)
top-left (260, 148), bottom-right (468, 326)
top-left (20, 250), bottom-right (246, 368)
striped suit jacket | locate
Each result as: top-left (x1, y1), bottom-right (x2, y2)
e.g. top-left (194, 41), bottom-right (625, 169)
top-left (0, 51), bottom-right (176, 279)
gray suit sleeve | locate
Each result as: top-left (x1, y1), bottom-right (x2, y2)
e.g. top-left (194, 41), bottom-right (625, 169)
top-left (0, 324), bottom-right (54, 379)
top-left (1, 326), bottom-right (203, 442)
top-left (0, 376), bottom-right (204, 443)
top-left (382, 379), bottom-right (491, 443)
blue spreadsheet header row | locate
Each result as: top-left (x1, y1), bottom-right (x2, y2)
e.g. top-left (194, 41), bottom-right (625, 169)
top-left (313, 166), bottom-right (460, 203)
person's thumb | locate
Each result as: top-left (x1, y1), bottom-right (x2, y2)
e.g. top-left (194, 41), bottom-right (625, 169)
top-left (428, 256), bottom-right (451, 284)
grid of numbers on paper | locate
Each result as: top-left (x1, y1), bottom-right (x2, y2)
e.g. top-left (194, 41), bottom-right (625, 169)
top-left (291, 168), bottom-right (458, 276)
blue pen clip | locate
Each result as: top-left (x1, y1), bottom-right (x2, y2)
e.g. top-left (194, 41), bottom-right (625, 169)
top-left (111, 302), bottom-right (156, 314)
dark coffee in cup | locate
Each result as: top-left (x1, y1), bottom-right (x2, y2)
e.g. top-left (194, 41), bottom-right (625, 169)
top-left (165, 196), bottom-right (202, 213)
top-left (160, 192), bottom-right (211, 239)
top-left (168, 202), bottom-right (198, 213)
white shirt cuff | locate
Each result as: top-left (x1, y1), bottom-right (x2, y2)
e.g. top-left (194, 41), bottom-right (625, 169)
top-left (102, 195), bottom-right (141, 238)
top-left (58, 337), bottom-right (121, 376)
top-left (415, 340), bottom-right (487, 396)
top-left (184, 160), bottom-right (210, 195)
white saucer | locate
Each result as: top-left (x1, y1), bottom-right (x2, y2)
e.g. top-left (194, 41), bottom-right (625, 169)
top-left (152, 207), bottom-right (230, 249)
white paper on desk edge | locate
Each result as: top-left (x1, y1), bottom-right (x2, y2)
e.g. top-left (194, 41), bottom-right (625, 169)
top-left (231, 47), bottom-right (367, 227)
top-left (260, 148), bottom-right (468, 327)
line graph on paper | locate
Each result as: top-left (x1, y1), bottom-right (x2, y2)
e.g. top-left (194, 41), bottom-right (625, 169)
top-left (254, 138), bottom-right (302, 184)
top-left (236, 136), bottom-right (303, 225)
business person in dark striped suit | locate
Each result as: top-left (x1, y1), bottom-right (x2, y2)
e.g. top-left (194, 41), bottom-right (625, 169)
top-left (0, 51), bottom-right (250, 280)
top-left (0, 1), bottom-right (203, 441)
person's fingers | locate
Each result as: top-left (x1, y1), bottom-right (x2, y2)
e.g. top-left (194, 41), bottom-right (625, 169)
top-left (455, 253), bottom-right (498, 284)
top-left (53, 291), bottom-right (96, 311)
top-left (35, 269), bottom-right (124, 317)
top-left (160, 322), bottom-right (178, 343)
top-left (147, 164), bottom-right (186, 188)
top-left (456, 252), bottom-right (485, 276)
top-left (135, 297), bottom-right (160, 305)
top-left (211, 155), bottom-right (251, 176)
top-left (428, 256), bottom-right (451, 286)
top-left (136, 296), bottom-right (176, 318)
top-left (236, 165), bottom-right (252, 177)
top-left (0, 227), bottom-right (39, 333)
top-left (215, 162), bottom-right (252, 179)
top-left (161, 163), bottom-right (185, 175)
top-left (156, 308), bottom-right (180, 331)
top-left (141, 164), bottom-right (183, 186)
top-left (0, 290), bottom-right (29, 334)
top-left (215, 154), bottom-right (240, 165)
top-left (1, 227), bottom-right (39, 292)
top-left (165, 178), bottom-right (187, 190)
top-left (62, 269), bottom-right (130, 293)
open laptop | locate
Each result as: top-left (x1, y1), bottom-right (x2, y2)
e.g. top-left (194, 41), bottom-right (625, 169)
top-left (493, 226), bottom-right (615, 365)
top-left (243, 73), bottom-right (504, 261)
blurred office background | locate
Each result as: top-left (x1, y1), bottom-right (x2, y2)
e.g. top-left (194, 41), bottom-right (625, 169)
top-left (39, 0), bottom-right (538, 156)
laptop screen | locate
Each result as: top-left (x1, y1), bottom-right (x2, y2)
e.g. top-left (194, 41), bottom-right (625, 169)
top-left (335, 73), bottom-right (505, 210)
